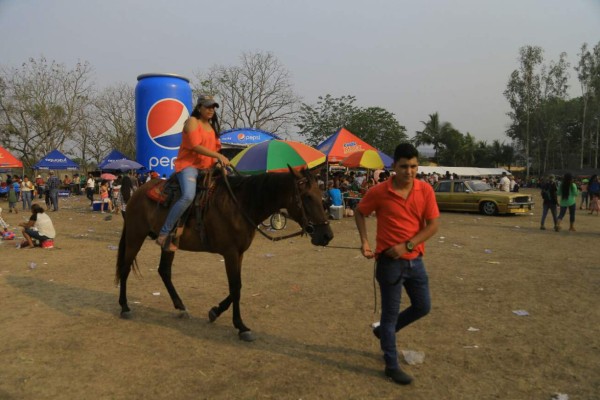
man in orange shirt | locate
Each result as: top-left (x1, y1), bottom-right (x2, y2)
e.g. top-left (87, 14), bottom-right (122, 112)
top-left (156, 95), bottom-right (230, 251)
top-left (355, 143), bottom-right (440, 385)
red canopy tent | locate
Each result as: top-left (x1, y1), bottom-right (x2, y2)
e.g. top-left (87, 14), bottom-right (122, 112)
top-left (0, 146), bottom-right (23, 168)
top-left (315, 127), bottom-right (377, 163)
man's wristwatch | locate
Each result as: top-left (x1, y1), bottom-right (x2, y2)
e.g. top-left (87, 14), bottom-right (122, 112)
top-left (406, 241), bottom-right (415, 251)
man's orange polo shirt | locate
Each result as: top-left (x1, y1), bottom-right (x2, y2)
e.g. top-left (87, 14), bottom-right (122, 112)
top-left (357, 179), bottom-right (439, 259)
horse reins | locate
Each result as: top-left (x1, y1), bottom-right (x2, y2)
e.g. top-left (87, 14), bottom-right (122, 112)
top-left (219, 164), bottom-right (312, 242)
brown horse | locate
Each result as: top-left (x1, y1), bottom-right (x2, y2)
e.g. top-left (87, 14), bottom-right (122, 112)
top-left (115, 167), bottom-right (334, 341)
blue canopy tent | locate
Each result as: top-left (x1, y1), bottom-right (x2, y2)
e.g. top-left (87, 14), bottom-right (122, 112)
top-left (220, 128), bottom-right (282, 147)
top-left (98, 150), bottom-right (132, 169)
top-left (219, 128), bottom-right (282, 159)
top-left (33, 149), bottom-right (79, 170)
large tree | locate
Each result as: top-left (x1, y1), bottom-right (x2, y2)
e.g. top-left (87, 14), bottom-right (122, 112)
top-left (345, 107), bottom-right (408, 155)
top-left (194, 51), bottom-right (300, 135)
top-left (575, 43), bottom-right (595, 168)
top-left (296, 94), bottom-right (358, 146)
top-left (0, 57), bottom-right (93, 168)
top-left (504, 46), bottom-right (543, 178)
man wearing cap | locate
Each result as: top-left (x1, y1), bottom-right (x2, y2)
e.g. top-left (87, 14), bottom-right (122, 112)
top-left (35, 174), bottom-right (45, 199)
top-left (156, 95), bottom-right (230, 252)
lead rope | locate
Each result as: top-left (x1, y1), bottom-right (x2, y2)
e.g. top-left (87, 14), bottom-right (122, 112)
top-left (373, 260), bottom-right (378, 315)
top-left (220, 164), bottom-right (305, 242)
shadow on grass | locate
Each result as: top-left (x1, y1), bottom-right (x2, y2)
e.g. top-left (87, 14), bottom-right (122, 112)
top-left (6, 275), bottom-right (382, 378)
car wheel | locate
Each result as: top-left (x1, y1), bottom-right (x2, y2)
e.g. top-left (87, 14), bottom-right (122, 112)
top-left (480, 201), bottom-right (498, 216)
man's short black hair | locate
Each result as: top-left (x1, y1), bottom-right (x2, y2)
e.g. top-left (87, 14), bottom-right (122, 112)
top-left (393, 143), bottom-right (419, 163)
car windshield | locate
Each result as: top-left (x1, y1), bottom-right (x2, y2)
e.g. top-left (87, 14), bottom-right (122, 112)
top-left (466, 180), bottom-right (493, 192)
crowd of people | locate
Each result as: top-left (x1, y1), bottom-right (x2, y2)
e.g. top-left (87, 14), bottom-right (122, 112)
top-left (0, 169), bottom-right (145, 249)
top-left (538, 173), bottom-right (600, 232)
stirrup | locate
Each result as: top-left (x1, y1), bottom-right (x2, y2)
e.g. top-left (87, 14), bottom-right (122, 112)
top-left (156, 234), bottom-right (178, 252)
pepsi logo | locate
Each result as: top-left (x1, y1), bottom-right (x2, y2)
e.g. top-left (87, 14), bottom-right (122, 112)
top-left (146, 98), bottom-right (189, 149)
top-left (237, 133), bottom-right (246, 140)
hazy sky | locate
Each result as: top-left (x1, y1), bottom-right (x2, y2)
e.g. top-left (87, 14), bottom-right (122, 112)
top-left (1, 0), bottom-right (599, 143)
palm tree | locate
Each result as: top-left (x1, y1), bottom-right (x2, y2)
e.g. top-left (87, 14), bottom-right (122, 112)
top-left (413, 113), bottom-right (454, 162)
top-left (461, 132), bottom-right (477, 166)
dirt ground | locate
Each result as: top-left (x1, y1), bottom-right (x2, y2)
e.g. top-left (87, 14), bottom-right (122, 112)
top-left (0, 189), bottom-right (599, 400)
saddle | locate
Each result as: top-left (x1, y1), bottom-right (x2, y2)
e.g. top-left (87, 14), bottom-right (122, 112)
top-left (146, 169), bottom-right (218, 244)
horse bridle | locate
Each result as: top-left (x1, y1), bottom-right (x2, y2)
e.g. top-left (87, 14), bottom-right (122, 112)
top-left (292, 176), bottom-right (329, 235)
top-left (221, 165), bottom-right (328, 241)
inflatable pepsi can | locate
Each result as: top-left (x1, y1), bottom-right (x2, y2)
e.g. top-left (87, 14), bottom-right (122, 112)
top-left (135, 73), bottom-right (193, 177)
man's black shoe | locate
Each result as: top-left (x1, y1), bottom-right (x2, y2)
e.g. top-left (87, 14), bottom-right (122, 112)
top-left (372, 325), bottom-right (381, 339)
top-left (385, 367), bottom-right (413, 385)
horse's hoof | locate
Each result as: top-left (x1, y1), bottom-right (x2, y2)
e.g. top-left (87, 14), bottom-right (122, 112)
top-left (177, 310), bottom-right (190, 319)
top-left (208, 307), bottom-right (219, 323)
top-left (120, 311), bottom-right (132, 320)
top-left (239, 331), bottom-right (256, 342)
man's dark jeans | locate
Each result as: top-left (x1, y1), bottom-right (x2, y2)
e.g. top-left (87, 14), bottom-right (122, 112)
top-left (376, 255), bottom-right (431, 370)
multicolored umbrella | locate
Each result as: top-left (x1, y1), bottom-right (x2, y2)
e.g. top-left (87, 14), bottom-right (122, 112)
top-left (340, 149), bottom-right (392, 169)
top-left (231, 140), bottom-right (326, 174)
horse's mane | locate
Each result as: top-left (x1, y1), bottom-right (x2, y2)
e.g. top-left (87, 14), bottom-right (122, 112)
top-left (219, 172), bottom-right (296, 211)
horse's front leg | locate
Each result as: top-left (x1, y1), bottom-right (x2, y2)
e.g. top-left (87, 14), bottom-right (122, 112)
top-left (223, 252), bottom-right (254, 342)
top-left (208, 295), bottom-right (232, 322)
top-left (158, 250), bottom-right (189, 318)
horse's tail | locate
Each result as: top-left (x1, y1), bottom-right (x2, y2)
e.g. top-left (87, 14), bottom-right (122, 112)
top-left (115, 222), bottom-right (140, 285)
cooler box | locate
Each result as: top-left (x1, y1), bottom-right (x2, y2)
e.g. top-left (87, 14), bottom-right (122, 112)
top-left (329, 205), bottom-right (344, 220)
top-left (92, 201), bottom-right (107, 211)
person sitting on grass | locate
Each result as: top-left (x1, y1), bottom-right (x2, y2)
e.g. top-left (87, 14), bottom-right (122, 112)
top-left (18, 204), bottom-right (56, 249)
top-left (0, 207), bottom-right (10, 234)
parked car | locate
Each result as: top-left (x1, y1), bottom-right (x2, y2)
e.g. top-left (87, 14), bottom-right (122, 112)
top-left (433, 179), bottom-right (534, 215)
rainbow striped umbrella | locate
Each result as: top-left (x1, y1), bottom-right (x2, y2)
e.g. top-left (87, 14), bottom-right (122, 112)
top-left (340, 149), bottom-right (391, 169)
top-left (231, 140), bottom-right (326, 175)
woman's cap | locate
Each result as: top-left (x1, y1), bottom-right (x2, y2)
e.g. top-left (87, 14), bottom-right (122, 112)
top-left (197, 95), bottom-right (219, 108)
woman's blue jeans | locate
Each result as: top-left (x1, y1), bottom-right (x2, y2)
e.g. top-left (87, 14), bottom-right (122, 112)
top-left (160, 167), bottom-right (198, 235)
top-left (21, 190), bottom-right (33, 210)
top-left (558, 204), bottom-right (576, 224)
top-left (376, 255), bottom-right (431, 370)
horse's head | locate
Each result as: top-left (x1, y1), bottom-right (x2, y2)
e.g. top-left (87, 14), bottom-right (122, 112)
top-left (286, 167), bottom-right (334, 246)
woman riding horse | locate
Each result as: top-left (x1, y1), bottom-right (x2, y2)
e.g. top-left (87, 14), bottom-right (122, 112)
top-left (116, 167), bottom-right (333, 341)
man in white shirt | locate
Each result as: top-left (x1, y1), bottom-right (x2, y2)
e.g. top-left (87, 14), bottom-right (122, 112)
top-left (499, 172), bottom-right (510, 192)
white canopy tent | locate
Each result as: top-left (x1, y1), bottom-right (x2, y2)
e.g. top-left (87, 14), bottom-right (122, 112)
top-left (418, 166), bottom-right (511, 177)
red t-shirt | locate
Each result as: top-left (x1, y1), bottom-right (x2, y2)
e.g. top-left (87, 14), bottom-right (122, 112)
top-left (357, 179), bottom-right (439, 259)
top-left (174, 122), bottom-right (221, 172)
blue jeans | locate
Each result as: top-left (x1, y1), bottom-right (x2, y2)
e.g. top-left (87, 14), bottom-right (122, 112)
top-left (49, 189), bottom-right (59, 211)
top-left (558, 204), bottom-right (576, 224)
top-left (376, 255), bottom-right (431, 370)
top-left (160, 167), bottom-right (198, 235)
top-left (22, 190), bottom-right (33, 210)
top-left (540, 203), bottom-right (557, 227)
top-left (580, 192), bottom-right (588, 209)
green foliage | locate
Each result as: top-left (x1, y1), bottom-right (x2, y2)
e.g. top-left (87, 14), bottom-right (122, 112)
top-left (296, 95), bottom-right (407, 153)
top-left (345, 107), bottom-right (408, 155)
top-left (296, 95), bottom-right (358, 146)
